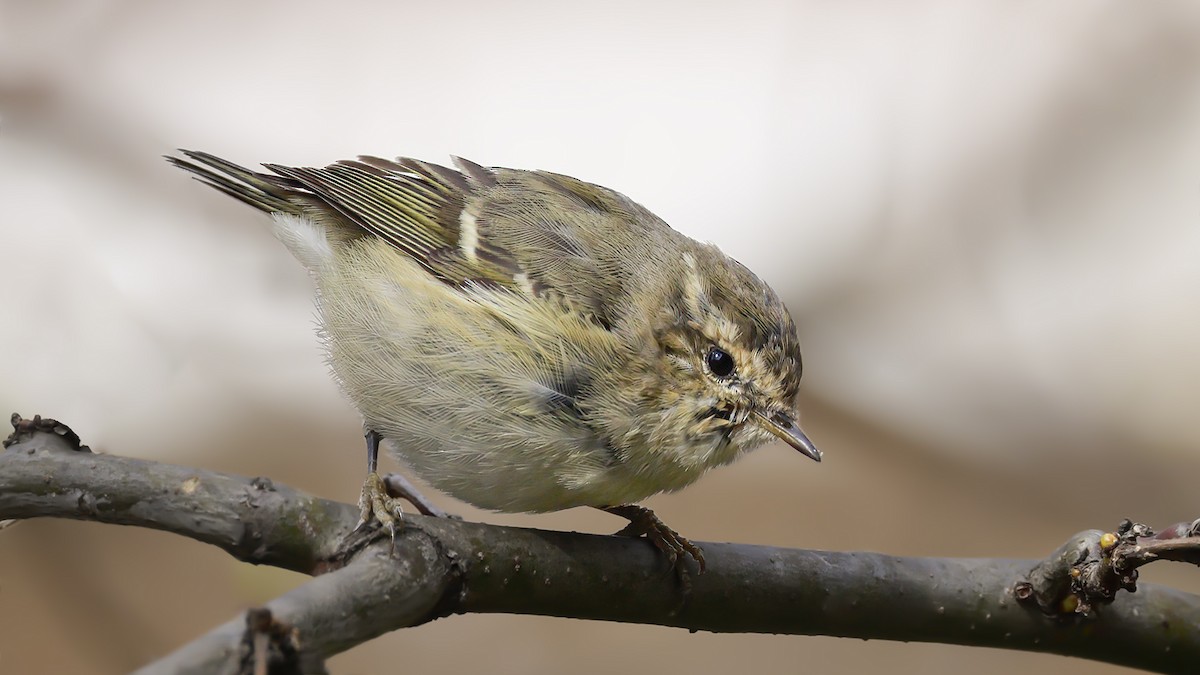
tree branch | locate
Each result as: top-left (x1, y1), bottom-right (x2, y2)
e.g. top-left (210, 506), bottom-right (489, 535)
top-left (1015, 518), bottom-right (1200, 618)
top-left (4, 415), bottom-right (1200, 674)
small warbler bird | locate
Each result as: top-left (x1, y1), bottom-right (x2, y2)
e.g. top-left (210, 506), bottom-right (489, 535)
top-left (169, 150), bottom-right (820, 574)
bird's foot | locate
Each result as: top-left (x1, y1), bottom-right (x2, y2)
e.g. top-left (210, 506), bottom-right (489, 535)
top-left (603, 504), bottom-right (706, 594)
top-left (355, 471), bottom-right (457, 553)
top-left (355, 472), bottom-right (406, 552)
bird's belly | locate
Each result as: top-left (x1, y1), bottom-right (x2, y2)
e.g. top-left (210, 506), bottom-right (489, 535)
top-left (376, 432), bottom-right (707, 513)
top-left (315, 252), bottom-right (720, 512)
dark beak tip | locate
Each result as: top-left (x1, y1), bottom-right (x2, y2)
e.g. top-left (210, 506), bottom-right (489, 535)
top-left (786, 422), bottom-right (822, 463)
top-left (755, 411), bottom-right (822, 463)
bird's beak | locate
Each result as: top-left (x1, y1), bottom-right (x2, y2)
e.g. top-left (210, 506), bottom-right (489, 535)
top-left (753, 411), bottom-right (822, 462)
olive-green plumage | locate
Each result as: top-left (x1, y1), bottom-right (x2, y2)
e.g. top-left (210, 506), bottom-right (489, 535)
top-left (170, 150), bottom-right (818, 519)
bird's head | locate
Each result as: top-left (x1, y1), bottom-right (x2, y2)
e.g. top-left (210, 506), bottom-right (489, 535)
top-left (642, 247), bottom-right (820, 465)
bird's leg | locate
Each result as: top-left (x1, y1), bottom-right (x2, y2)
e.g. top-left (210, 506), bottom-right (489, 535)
top-left (356, 430), bottom-right (405, 548)
top-left (601, 504), bottom-right (706, 592)
top-left (355, 430), bottom-right (450, 550)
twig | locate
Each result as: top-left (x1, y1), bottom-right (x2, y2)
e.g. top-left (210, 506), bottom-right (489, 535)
top-left (1016, 518), bottom-right (1200, 619)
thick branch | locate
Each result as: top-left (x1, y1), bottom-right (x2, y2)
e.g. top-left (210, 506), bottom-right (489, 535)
top-left (4, 419), bottom-right (1200, 674)
top-left (135, 545), bottom-right (449, 675)
top-left (0, 415), bottom-right (354, 572)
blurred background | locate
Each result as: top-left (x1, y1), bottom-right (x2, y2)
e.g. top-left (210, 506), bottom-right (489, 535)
top-left (2, 1), bottom-right (1199, 673)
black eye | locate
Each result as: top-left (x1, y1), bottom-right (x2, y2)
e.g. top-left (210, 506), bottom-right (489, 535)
top-left (705, 347), bottom-right (735, 378)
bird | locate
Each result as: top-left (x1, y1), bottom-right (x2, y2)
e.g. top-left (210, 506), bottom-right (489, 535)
top-left (168, 150), bottom-right (821, 577)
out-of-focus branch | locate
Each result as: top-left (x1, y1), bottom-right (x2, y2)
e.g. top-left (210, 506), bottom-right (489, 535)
top-left (4, 415), bottom-right (1200, 675)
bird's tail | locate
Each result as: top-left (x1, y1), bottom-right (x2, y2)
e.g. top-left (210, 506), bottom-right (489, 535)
top-left (167, 150), bottom-right (301, 216)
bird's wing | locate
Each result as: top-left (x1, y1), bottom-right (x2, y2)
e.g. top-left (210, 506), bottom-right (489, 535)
top-left (267, 155), bottom-right (536, 291)
top-left (170, 151), bottom-right (671, 326)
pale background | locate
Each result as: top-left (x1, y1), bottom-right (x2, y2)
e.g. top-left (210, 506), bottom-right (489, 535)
top-left (2, 1), bottom-right (1199, 673)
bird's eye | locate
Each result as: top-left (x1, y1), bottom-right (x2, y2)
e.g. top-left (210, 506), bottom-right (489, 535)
top-left (705, 347), bottom-right (735, 378)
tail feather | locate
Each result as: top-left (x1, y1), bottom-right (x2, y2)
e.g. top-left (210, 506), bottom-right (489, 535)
top-left (167, 150), bottom-right (299, 215)
top-left (167, 149), bottom-right (524, 291)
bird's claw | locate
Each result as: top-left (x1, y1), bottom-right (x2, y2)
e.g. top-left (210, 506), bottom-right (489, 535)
top-left (357, 471), bottom-right (406, 552)
top-left (605, 504), bottom-right (705, 596)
